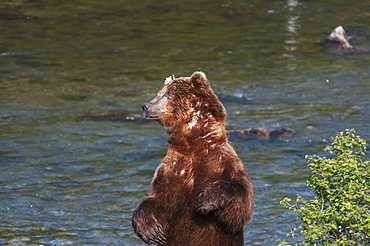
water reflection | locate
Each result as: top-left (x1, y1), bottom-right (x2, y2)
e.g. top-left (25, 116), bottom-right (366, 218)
top-left (283, 0), bottom-right (300, 70)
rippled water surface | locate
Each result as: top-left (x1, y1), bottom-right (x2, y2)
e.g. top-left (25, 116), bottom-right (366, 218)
top-left (0, 0), bottom-right (369, 245)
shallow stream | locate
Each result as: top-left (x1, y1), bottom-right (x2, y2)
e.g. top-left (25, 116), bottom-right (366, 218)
top-left (0, 0), bottom-right (369, 245)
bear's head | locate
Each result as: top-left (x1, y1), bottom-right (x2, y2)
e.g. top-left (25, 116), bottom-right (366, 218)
top-left (142, 72), bottom-right (227, 139)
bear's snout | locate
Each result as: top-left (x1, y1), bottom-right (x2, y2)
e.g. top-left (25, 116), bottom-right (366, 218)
top-left (142, 103), bottom-right (150, 112)
top-left (142, 101), bottom-right (162, 119)
top-left (142, 103), bottom-right (152, 118)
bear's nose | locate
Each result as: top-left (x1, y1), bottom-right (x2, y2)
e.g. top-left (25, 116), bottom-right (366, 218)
top-left (142, 103), bottom-right (150, 111)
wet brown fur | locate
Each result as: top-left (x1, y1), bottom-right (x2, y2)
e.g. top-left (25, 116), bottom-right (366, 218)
top-left (133, 72), bottom-right (253, 246)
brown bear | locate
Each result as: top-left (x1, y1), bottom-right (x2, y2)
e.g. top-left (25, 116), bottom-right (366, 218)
top-left (132, 72), bottom-right (253, 246)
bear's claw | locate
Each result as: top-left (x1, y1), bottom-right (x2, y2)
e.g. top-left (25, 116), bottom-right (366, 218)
top-left (149, 226), bottom-right (166, 245)
top-left (132, 206), bottom-right (167, 245)
top-left (137, 224), bottom-right (166, 245)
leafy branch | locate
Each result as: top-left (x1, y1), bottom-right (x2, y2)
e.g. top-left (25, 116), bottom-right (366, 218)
top-left (278, 129), bottom-right (370, 246)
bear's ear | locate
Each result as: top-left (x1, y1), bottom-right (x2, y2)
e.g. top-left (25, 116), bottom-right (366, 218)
top-left (190, 71), bottom-right (208, 87)
top-left (164, 74), bottom-right (175, 85)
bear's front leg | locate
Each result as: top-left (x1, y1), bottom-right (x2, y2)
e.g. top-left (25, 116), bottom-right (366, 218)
top-left (195, 180), bottom-right (251, 233)
top-left (132, 198), bottom-right (167, 245)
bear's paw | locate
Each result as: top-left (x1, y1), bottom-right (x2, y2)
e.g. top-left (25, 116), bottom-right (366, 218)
top-left (132, 207), bottom-right (167, 245)
top-left (195, 180), bottom-right (233, 214)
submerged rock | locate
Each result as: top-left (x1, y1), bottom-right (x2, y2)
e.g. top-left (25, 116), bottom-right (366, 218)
top-left (228, 126), bottom-right (294, 140)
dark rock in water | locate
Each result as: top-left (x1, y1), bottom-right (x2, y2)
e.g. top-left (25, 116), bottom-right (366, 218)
top-left (228, 126), bottom-right (294, 140)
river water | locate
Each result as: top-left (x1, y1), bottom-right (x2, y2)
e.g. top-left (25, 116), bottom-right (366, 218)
top-left (0, 0), bottom-right (369, 245)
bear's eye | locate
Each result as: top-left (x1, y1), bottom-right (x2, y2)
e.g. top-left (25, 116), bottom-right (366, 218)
top-left (165, 91), bottom-right (173, 99)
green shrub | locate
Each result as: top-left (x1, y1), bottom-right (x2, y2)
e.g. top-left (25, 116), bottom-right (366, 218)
top-left (278, 129), bottom-right (370, 246)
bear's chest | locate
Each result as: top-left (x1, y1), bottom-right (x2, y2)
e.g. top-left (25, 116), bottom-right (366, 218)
top-left (166, 156), bottom-right (195, 185)
top-left (150, 156), bottom-right (195, 194)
